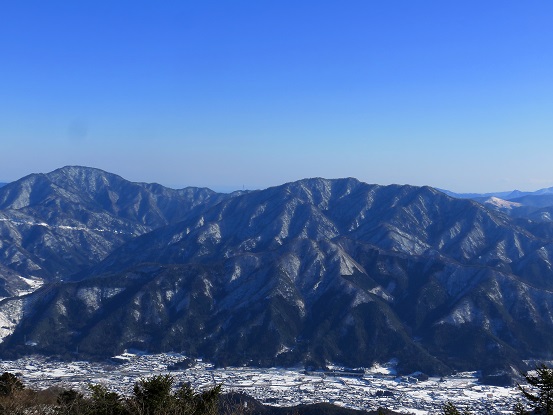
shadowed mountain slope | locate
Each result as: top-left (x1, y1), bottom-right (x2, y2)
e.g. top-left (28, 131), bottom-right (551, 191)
top-left (0, 166), bottom-right (230, 296)
top-left (2, 175), bottom-right (553, 375)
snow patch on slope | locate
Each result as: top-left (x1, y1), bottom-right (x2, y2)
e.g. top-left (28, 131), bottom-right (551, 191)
top-left (0, 298), bottom-right (24, 342)
top-left (17, 276), bottom-right (44, 296)
top-left (77, 287), bottom-right (125, 311)
top-left (438, 299), bottom-right (479, 326)
top-left (278, 254), bottom-right (301, 281)
top-left (197, 223), bottom-right (222, 245)
top-left (369, 286), bottom-right (394, 302)
top-left (0, 217), bottom-right (129, 235)
top-left (229, 254), bottom-right (262, 282)
top-left (352, 291), bottom-right (372, 307)
top-left (338, 253), bottom-right (364, 276)
top-left (483, 197), bottom-right (522, 209)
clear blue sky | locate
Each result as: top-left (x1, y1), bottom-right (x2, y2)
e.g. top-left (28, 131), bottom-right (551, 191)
top-left (1, 1), bottom-right (552, 192)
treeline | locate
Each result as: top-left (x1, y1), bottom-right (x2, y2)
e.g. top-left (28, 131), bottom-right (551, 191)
top-left (0, 372), bottom-right (388, 415)
top-left (0, 372), bottom-right (220, 415)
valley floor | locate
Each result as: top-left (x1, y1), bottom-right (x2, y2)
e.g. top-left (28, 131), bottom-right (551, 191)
top-left (0, 353), bottom-right (521, 414)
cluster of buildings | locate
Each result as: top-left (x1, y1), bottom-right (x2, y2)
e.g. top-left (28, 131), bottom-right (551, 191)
top-left (0, 353), bottom-right (523, 414)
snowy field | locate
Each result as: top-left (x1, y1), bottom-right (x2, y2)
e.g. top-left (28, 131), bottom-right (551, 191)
top-left (0, 353), bottom-right (522, 414)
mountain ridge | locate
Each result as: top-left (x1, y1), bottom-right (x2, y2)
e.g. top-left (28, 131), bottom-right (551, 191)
top-left (1, 167), bottom-right (553, 376)
top-left (0, 166), bottom-right (233, 296)
top-left (440, 186), bottom-right (553, 201)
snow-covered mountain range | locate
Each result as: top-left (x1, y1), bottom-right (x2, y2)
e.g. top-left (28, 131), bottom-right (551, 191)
top-left (443, 187), bottom-right (553, 224)
top-left (2, 167), bottom-right (553, 376)
top-left (441, 186), bottom-right (553, 201)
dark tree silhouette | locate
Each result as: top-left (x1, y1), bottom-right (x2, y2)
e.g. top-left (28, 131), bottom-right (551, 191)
top-left (441, 400), bottom-right (471, 415)
top-left (131, 374), bottom-right (174, 415)
top-left (519, 364), bottom-right (553, 415)
top-left (513, 400), bottom-right (528, 415)
top-left (0, 372), bottom-right (24, 397)
top-left (56, 389), bottom-right (86, 415)
top-left (89, 384), bottom-right (126, 415)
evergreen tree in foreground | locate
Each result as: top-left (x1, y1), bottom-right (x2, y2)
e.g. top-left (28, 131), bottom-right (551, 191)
top-left (441, 400), bottom-right (471, 415)
top-left (89, 384), bottom-right (126, 415)
top-left (519, 364), bottom-right (553, 415)
top-left (0, 372), bottom-right (24, 397)
top-left (131, 374), bottom-right (174, 415)
top-left (126, 374), bottom-right (221, 415)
